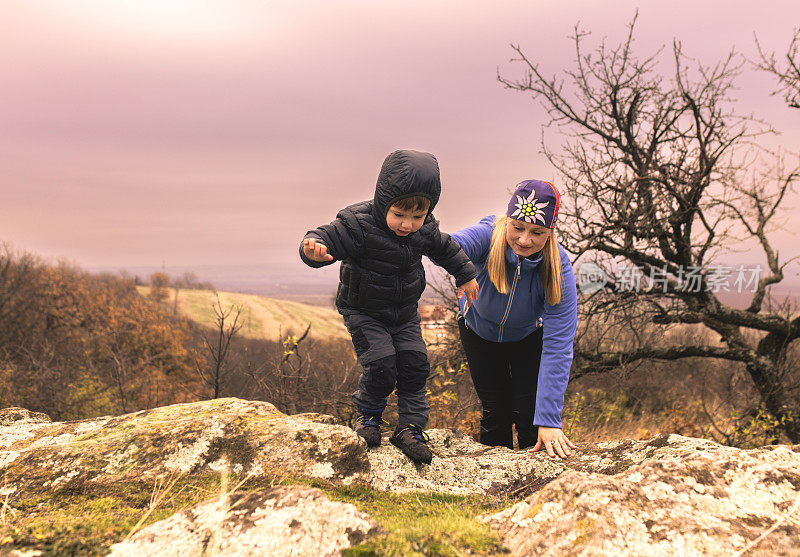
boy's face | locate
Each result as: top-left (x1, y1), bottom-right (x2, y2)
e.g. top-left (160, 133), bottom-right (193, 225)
top-left (386, 204), bottom-right (428, 236)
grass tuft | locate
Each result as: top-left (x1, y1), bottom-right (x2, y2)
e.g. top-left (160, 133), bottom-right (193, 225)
top-left (326, 484), bottom-right (510, 556)
top-left (0, 473), bottom-right (513, 556)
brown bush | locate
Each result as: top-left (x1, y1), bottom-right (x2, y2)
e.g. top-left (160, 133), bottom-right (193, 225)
top-left (207, 330), bottom-right (360, 424)
top-left (148, 272), bottom-right (170, 302)
top-left (0, 246), bottom-right (201, 419)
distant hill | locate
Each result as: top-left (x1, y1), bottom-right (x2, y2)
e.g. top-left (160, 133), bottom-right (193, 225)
top-left (104, 261), bottom-right (798, 311)
top-left (136, 286), bottom-right (348, 341)
top-left (91, 262), bottom-right (453, 306)
top-left (94, 263), bottom-right (339, 306)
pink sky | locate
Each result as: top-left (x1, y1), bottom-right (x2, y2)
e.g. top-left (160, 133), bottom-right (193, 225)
top-left (2, 1), bottom-right (799, 276)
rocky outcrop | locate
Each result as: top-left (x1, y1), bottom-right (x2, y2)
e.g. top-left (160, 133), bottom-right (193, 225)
top-left (0, 399), bottom-right (369, 501)
top-left (0, 407), bottom-right (50, 427)
top-left (364, 429), bottom-right (733, 496)
top-left (482, 441), bottom-right (800, 556)
top-left (2, 399), bottom-right (800, 555)
top-left (108, 485), bottom-right (381, 557)
top-left (0, 398), bottom-right (708, 498)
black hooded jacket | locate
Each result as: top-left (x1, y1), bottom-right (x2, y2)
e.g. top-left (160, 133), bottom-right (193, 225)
top-left (300, 150), bottom-right (477, 325)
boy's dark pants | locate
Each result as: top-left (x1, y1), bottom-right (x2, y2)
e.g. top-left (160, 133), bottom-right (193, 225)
top-left (344, 312), bottom-right (430, 427)
top-left (458, 316), bottom-right (543, 449)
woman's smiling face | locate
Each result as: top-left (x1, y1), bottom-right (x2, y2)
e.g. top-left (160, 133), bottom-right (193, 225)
top-left (506, 218), bottom-right (551, 257)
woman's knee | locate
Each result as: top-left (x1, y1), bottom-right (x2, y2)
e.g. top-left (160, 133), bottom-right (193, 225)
top-left (481, 400), bottom-right (513, 426)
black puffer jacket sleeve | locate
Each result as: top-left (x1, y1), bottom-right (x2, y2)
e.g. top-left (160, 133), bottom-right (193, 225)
top-left (299, 208), bottom-right (365, 268)
top-left (425, 223), bottom-right (477, 287)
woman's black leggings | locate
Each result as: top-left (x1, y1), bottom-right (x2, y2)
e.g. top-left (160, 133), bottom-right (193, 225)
top-left (458, 316), bottom-right (544, 449)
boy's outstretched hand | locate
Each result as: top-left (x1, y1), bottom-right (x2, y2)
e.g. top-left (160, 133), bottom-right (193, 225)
top-left (303, 238), bottom-right (333, 262)
top-left (457, 279), bottom-right (479, 308)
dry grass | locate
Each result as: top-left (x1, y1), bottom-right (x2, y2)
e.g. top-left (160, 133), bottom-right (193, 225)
top-left (123, 472), bottom-right (185, 541)
top-left (733, 493), bottom-right (800, 556)
top-left (0, 472), bottom-right (507, 556)
top-left (136, 286), bottom-right (348, 341)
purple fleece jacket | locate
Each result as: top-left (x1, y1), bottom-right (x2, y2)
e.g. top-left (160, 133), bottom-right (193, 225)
top-left (451, 215), bottom-right (578, 428)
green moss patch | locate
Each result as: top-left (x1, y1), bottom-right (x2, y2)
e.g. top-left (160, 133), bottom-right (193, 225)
top-left (0, 474), bottom-right (512, 556)
top-left (327, 484), bottom-right (510, 556)
top-left (1, 477), bottom-right (216, 556)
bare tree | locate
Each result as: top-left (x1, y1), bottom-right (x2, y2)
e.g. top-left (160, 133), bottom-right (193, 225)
top-left (754, 28), bottom-right (800, 109)
top-left (275, 324), bottom-right (311, 415)
top-left (424, 272), bottom-right (481, 431)
top-left (425, 273), bottom-right (469, 370)
top-left (0, 245), bottom-right (42, 351)
top-left (196, 295), bottom-right (243, 399)
top-left (238, 325), bottom-right (362, 421)
top-left (498, 15), bottom-right (800, 442)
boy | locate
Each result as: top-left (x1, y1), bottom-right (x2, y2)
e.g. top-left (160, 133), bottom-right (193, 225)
top-left (300, 149), bottom-right (479, 464)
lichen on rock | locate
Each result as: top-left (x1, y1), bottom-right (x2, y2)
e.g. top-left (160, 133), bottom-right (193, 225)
top-left (3, 400), bottom-right (800, 555)
top-left (107, 485), bottom-right (381, 557)
top-left (365, 428), bottom-right (566, 495)
top-left (0, 399), bottom-right (371, 500)
top-left (0, 407), bottom-right (51, 427)
top-left (481, 440), bottom-right (800, 556)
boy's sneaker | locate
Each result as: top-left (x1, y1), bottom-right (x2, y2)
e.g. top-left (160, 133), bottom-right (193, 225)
top-left (389, 424), bottom-right (432, 464)
top-left (354, 413), bottom-right (384, 447)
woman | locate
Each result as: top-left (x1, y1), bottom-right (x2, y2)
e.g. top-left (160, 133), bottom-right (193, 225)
top-left (451, 180), bottom-right (578, 458)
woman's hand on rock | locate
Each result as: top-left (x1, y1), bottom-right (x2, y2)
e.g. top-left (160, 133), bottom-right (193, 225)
top-left (533, 427), bottom-right (576, 458)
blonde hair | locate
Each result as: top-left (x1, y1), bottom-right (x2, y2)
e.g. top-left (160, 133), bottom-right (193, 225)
top-left (486, 215), bottom-right (562, 305)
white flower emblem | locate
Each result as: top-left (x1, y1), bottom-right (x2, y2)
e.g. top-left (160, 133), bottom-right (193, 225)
top-left (510, 192), bottom-right (550, 224)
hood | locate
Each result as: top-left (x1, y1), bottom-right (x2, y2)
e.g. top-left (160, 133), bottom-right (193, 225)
top-left (373, 150), bottom-right (441, 222)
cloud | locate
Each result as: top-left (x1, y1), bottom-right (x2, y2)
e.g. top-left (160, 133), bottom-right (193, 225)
top-left (1, 0), bottom-right (798, 267)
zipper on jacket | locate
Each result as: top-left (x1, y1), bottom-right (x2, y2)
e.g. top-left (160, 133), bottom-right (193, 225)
top-left (395, 239), bottom-right (409, 303)
top-left (498, 256), bottom-right (521, 341)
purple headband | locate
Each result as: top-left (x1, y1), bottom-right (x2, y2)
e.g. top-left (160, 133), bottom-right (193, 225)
top-left (506, 180), bottom-right (561, 228)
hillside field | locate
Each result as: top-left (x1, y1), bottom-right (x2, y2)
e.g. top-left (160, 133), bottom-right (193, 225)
top-left (136, 286), bottom-right (348, 341)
